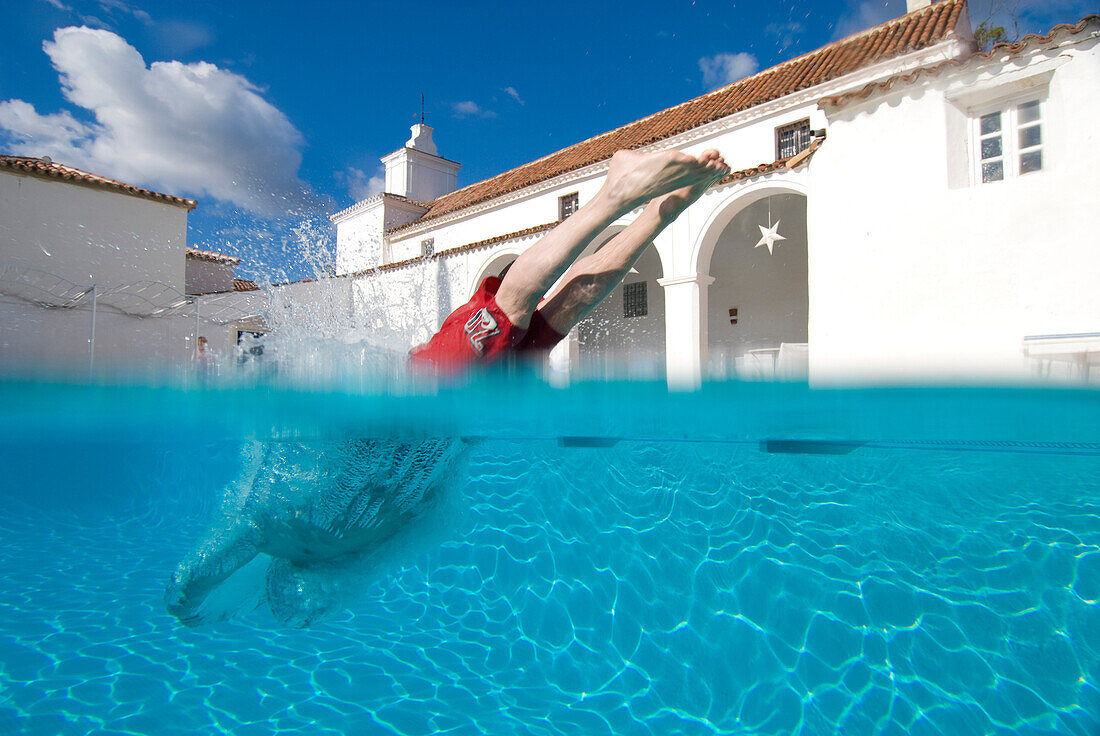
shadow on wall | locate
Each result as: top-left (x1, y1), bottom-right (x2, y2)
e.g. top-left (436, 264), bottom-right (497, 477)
top-left (577, 243), bottom-right (665, 378)
top-left (707, 193), bottom-right (808, 378)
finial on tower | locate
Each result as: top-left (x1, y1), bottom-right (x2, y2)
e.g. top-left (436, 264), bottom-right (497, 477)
top-left (406, 93), bottom-right (437, 154)
top-left (415, 93), bottom-right (432, 126)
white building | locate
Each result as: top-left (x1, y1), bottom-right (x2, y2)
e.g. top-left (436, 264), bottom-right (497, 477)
top-left (329, 0), bottom-right (1099, 385)
top-left (0, 155), bottom-right (260, 371)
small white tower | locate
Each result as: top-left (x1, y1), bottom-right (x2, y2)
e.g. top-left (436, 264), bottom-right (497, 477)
top-left (381, 124), bottom-right (461, 203)
top-left (331, 123), bottom-right (462, 274)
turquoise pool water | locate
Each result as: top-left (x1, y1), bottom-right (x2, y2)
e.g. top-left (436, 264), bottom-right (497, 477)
top-left (0, 379), bottom-right (1098, 735)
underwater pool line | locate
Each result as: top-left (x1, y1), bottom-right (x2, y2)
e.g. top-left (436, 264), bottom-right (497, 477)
top-left (462, 435), bottom-right (1100, 457)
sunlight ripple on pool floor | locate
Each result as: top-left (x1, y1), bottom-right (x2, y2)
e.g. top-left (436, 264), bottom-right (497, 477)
top-left (0, 387), bottom-right (1098, 735)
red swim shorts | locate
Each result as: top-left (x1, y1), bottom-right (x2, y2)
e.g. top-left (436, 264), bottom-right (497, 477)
top-left (409, 276), bottom-right (564, 373)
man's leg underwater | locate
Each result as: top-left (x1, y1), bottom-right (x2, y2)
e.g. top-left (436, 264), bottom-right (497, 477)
top-left (533, 150), bottom-right (729, 335)
top-left (493, 149), bottom-right (729, 330)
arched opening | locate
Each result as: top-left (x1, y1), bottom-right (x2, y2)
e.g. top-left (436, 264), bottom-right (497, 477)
top-left (471, 251), bottom-right (520, 297)
top-left (704, 192), bottom-right (808, 379)
top-left (575, 236), bottom-right (666, 379)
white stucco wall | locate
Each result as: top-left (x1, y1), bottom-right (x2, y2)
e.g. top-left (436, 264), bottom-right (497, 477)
top-left (383, 148), bottom-right (460, 203)
top-left (0, 173), bottom-right (189, 290)
top-left (326, 29), bottom-right (1098, 386)
top-left (334, 200), bottom-right (385, 275)
top-left (809, 34), bottom-right (1099, 382)
top-left (185, 259), bottom-right (235, 295)
top-left (0, 295), bottom-right (197, 372)
top-left (0, 172), bottom-right (195, 370)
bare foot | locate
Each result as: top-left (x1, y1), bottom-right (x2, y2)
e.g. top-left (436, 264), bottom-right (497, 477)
top-left (649, 150), bottom-right (730, 221)
top-left (602, 148), bottom-right (730, 212)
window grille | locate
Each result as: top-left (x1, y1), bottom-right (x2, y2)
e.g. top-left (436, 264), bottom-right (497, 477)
top-left (1016, 100), bottom-right (1042, 175)
top-left (776, 119), bottom-right (812, 160)
top-left (976, 99), bottom-right (1042, 184)
top-left (421, 238), bottom-right (434, 257)
top-left (559, 192), bottom-right (579, 220)
top-left (978, 111), bottom-right (1004, 182)
top-left (623, 281), bottom-right (647, 318)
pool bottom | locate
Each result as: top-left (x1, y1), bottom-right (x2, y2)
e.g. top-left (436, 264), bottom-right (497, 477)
top-left (1, 429), bottom-right (1097, 736)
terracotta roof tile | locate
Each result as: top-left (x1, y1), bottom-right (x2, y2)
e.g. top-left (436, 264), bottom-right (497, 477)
top-left (233, 279), bottom-right (259, 292)
top-left (0, 155), bottom-right (197, 210)
top-left (820, 14), bottom-right (1099, 109)
top-left (387, 0), bottom-right (964, 233)
top-left (186, 247), bottom-right (241, 265)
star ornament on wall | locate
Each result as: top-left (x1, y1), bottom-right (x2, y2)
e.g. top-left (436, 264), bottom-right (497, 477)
top-left (755, 220), bottom-right (786, 254)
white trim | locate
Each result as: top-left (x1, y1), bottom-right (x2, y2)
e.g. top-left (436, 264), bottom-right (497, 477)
top-left (969, 95), bottom-right (1044, 186)
top-left (380, 146), bottom-right (460, 167)
top-left (331, 193), bottom-right (428, 224)
top-left (946, 66), bottom-right (1058, 110)
top-left (658, 274), bottom-right (715, 287)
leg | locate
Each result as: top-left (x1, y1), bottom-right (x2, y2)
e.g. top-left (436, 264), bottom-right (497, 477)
top-left (534, 152), bottom-right (728, 335)
top-left (164, 523), bottom-right (261, 626)
top-left (164, 441), bottom-right (269, 626)
top-left (494, 149), bottom-right (729, 329)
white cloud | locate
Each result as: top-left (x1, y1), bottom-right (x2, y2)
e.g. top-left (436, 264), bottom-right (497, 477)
top-left (97, 0), bottom-right (152, 25)
top-left (832, 1), bottom-right (897, 40)
top-left (698, 52), bottom-right (760, 90)
top-left (0, 100), bottom-right (90, 149)
top-left (766, 21), bottom-right (805, 51)
top-left (0, 26), bottom-right (307, 215)
top-left (503, 86), bottom-right (525, 105)
top-left (452, 100), bottom-right (497, 119)
top-left (38, 0), bottom-right (73, 11)
top-left (337, 166), bottom-right (385, 203)
top-left (151, 21), bottom-right (213, 56)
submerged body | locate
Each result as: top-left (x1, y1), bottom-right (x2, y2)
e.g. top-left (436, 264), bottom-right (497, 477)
top-left (166, 148), bottom-right (732, 627)
top-left (166, 438), bottom-right (465, 627)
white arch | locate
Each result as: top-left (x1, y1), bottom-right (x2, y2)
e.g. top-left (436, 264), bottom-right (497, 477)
top-left (470, 248), bottom-right (524, 298)
top-left (689, 179), bottom-right (809, 276)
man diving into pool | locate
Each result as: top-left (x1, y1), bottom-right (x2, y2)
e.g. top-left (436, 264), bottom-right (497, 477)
top-left (409, 148), bottom-right (730, 370)
top-left (166, 148), bottom-right (730, 627)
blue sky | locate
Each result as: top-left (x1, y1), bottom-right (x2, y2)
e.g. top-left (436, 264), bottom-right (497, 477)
top-left (1, 0), bottom-right (1093, 280)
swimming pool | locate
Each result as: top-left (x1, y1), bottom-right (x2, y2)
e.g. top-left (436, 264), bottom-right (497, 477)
top-left (1, 379), bottom-right (1097, 735)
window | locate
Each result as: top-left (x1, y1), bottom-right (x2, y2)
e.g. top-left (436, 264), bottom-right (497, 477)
top-left (421, 237), bottom-right (434, 257)
top-left (623, 281), bottom-right (647, 318)
top-left (975, 99), bottom-right (1042, 184)
top-left (559, 192), bottom-right (579, 220)
top-left (776, 119), bottom-right (812, 160)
